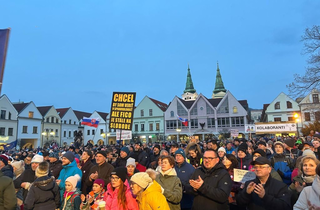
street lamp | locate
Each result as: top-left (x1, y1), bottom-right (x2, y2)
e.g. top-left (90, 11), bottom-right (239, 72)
top-left (101, 132), bottom-right (110, 145)
top-left (41, 130), bottom-right (55, 146)
top-left (294, 113), bottom-right (300, 137)
top-left (176, 128), bottom-right (181, 142)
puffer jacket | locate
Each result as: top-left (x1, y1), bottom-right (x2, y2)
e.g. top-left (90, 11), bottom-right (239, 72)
top-left (136, 180), bottom-right (170, 210)
top-left (294, 175), bottom-right (320, 209)
top-left (0, 171), bottom-right (16, 209)
top-left (237, 155), bottom-right (252, 170)
top-left (104, 180), bottom-right (138, 210)
top-left (24, 176), bottom-right (60, 210)
top-left (156, 168), bottom-right (182, 210)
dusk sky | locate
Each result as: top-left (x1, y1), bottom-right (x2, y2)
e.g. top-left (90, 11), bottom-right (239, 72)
top-left (1, 1), bottom-right (320, 113)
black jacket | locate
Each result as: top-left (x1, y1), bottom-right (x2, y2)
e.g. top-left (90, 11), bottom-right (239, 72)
top-left (49, 160), bottom-right (62, 179)
top-left (129, 149), bottom-right (149, 167)
top-left (236, 175), bottom-right (291, 210)
top-left (113, 156), bottom-right (129, 168)
top-left (24, 176), bottom-right (60, 210)
top-left (1, 164), bottom-right (14, 178)
top-left (190, 162), bottom-right (232, 210)
top-left (237, 155), bottom-right (252, 170)
top-left (81, 158), bottom-right (95, 195)
top-left (85, 161), bottom-right (114, 189)
top-left (14, 168), bottom-right (36, 200)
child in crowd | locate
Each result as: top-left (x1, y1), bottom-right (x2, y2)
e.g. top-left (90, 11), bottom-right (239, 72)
top-left (61, 174), bottom-right (81, 210)
top-left (80, 179), bottom-right (105, 210)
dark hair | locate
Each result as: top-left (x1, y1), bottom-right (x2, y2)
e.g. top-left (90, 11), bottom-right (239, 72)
top-left (204, 149), bottom-right (218, 157)
top-left (84, 150), bottom-right (93, 159)
top-left (225, 154), bottom-right (238, 170)
top-left (27, 154), bottom-right (34, 158)
top-left (316, 163), bottom-right (320, 176)
top-left (160, 155), bottom-right (175, 167)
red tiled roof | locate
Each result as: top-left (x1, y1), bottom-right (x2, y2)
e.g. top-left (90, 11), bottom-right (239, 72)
top-left (149, 97), bottom-right (168, 112)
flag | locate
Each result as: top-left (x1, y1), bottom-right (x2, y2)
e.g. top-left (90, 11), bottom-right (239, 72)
top-left (177, 115), bottom-right (188, 127)
top-left (81, 117), bottom-right (100, 128)
top-left (0, 28), bottom-right (10, 95)
top-left (0, 140), bottom-right (17, 150)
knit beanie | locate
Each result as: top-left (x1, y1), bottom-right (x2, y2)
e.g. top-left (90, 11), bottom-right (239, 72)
top-left (96, 151), bottom-right (107, 158)
top-left (218, 147), bottom-right (226, 153)
top-left (131, 172), bottom-right (153, 189)
top-left (174, 148), bottom-right (186, 159)
top-left (63, 151), bottom-right (75, 163)
top-left (154, 144), bottom-right (161, 151)
top-left (0, 154), bottom-right (8, 165)
top-left (121, 147), bottom-right (130, 156)
top-left (31, 154), bottom-right (44, 163)
top-left (302, 149), bottom-right (316, 158)
top-left (252, 149), bottom-right (266, 158)
top-left (93, 179), bottom-right (105, 188)
top-left (126, 157), bottom-right (136, 167)
top-left (111, 167), bottom-right (127, 183)
top-left (49, 152), bottom-right (59, 159)
top-left (238, 143), bottom-right (248, 153)
top-left (36, 161), bottom-right (49, 177)
top-left (11, 160), bottom-right (25, 176)
top-left (274, 141), bottom-right (284, 149)
top-left (284, 138), bottom-right (295, 148)
top-left (66, 174), bottom-right (81, 190)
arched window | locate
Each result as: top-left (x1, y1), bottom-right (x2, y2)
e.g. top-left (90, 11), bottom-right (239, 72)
top-left (286, 101), bottom-right (292, 109)
top-left (275, 102), bottom-right (280, 110)
top-left (233, 106), bottom-right (238, 113)
top-left (170, 111), bottom-right (174, 117)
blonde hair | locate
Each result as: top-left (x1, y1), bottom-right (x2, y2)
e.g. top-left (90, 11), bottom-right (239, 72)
top-left (299, 156), bottom-right (320, 175)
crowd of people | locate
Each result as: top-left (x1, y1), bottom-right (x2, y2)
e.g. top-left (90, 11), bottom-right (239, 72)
top-left (0, 133), bottom-right (320, 210)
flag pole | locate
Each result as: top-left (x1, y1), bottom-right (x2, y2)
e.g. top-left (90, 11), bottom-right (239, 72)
top-left (0, 28), bottom-right (11, 95)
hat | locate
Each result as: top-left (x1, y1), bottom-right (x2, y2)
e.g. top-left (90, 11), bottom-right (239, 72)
top-left (251, 156), bottom-right (271, 166)
top-left (218, 147), bottom-right (226, 154)
top-left (35, 161), bottom-right (49, 177)
top-left (154, 145), bottom-right (161, 151)
top-left (126, 157), bottom-right (136, 167)
top-left (252, 149), bottom-right (266, 158)
top-left (121, 147), bottom-right (130, 156)
top-left (31, 154), bottom-right (44, 163)
top-left (93, 179), bottom-right (105, 188)
top-left (96, 151), bottom-right (107, 158)
top-left (66, 174), bottom-right (81, 190)
top-left (313, 134), bottom-right (320, 139)
top-left (63, 151), bottom-right (75, 163)
top-left (49, 152), bottom-right (59, 159)
top-left (135, 142), bottom-right (142, 147)
top-left (131, 172), bottom-right (153, 189)
top-left (0, 154), bottom-right (8, 165)
top-left (302, 149), bottom-right (316, 157)
top-left (174, 148), bottom-right (186, 159)
top-left (238, 143), bottom-right (248, 153)
top-left (11, 160), bottom-right (25, 176)
top-left (234, 138), bottom-right (240, 143)
top-left (303, 141), bottom-right (314, 147)
top-left (267, 140), bottom-right (273, 145)
top-left (111, 167), bottom-right (127, 183)
top-left (170, 141), bottom-right (179, 148)
top-left (284, 138), bottom-right (295, 148)
top-left (274, 141), bottom-right (284, 149)
top-left (257, 141), bottom-right (267, 147)
top-left (42, 151), bottom-right (49, 157)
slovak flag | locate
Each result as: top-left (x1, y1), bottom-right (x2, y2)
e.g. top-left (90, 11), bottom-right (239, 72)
top-left (81, 117), bottom-right (100, 128)
top-left (177, 115), bottom-right (188, 127)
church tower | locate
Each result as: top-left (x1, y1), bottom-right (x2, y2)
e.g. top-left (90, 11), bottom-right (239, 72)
top-left (182, 64), bottom-right (198, 101)
top-left (212, 62), bottom-right (227, 98)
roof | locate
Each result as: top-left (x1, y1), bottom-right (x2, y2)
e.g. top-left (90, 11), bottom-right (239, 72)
top-left (239, 100), bottom-right (249, 111)
top-left (56, 108), bottom-right (69, 118)
top-left (178, 98), bottom-right (195, 109)
top-left (149, 97), bottom-right (168, 112)
top-left (97, 111), bottom-right (108, 120)
top-left (207, 98), bottom-right (223, 107)
top-left (37, 106), bottom-right (52, 116)
top-left (13, 103), bottom-right (30, 113)
top-left (260, 104), bottom-right (270, 122)
top-left (73, 110), bottom-right (92, 121)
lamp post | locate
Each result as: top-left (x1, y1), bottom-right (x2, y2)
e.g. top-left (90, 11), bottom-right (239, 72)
top-left (294, 113), bottom-right (300, 137)
top-left (176, 128), bottom-right (181, 142)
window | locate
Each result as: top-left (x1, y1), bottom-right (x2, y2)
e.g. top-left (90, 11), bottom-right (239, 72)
top-left (217, 117), bottom-right (230, 127)
top-left (55, 129), bottom-right (58, 137)
top-left (315, 111), bottom-right (320, 121)
top-left (69, 120), bottom-right (72, 124)
top-left (0, 127), bottom-right (5, 135)
top-left (141, 124), bottom-right (145, 131)
top-left (28, 111), bottom-right (34, 118)
top-left (274, 117), bottom-right (281, 122)
top-left (233, 106), bottom-right (238, 114)
top-left (87, 130), bottom-right (90, 135)
top-left (56, 119), bottom-right (59, 123)
top-left (100, 129), bottom-right (104, 134)
top-left (190, 104), bottom-right (197, 115)
top-left (141, 110), bottom-right (144, 117)
top-left (134, 124), bottom-right (138, 132)
top-left (8, 112), bottom-right (11, 120)
top-left (287, 101), bottom-right (292, 109)
top-left (288, 117), bottom-right (294, 121)
top-left (156, 123), bottom-right (160, 131)
top-left (206, 105), bottom-right (214, 114)
top-left (190, 119), bottom-right (198, 128)
top-left (64, 120), bottom-right (66, 124)
top-left (166, 120), bottom-right (177, 130)
top-left (275, 102), bottom-right (280, 110)
top-left (33, 126), bottom-right (38, 134)
top-left (8, 128), bottom-right (13, 136)
top-left (46, 118), bottom-right (49, 123)
top-left (22, 126), bottom-right (28, 133)
top-left (231, 117), bottom-right (244, 127)
top-left (170, 111), bottom-right (174, 117)
top-left (69, 131), bottom-right (71, 137)
top-left (51, 117), bottom-right (54, 123)
top-left (207, 118), bottom-right (215, 128)
top-left (177, 102), bottom-right (188, 116)
top-left (149, 109), bottom-right (153, 116)
top-left (313, 94), bottom-right (319, 103)
top-left (92, 130), bottom-right (95, 135)
top-left (149, 123), bottom-right (153, 131)
top-left (305, 112), bottom-right (311, 121)
top-left (0, 110), bottom-right (6, 119)
top-left (74, 121), bottom-right (76, 125)
top-left (217, 99), bottom-right (229, 114)
top-left (64, 131), bottom-right (67, 137)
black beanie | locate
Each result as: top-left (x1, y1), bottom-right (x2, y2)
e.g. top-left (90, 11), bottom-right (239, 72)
top-left (63, 151), bottom-right (75, 163)
top-left (284, 138), bottom-right (295, 148)
top-left (111, 167), bottom-right (127, 183)
top-left (252, 149), bottom-right (266, 158)
top-left (238, 143), bottom-right (248, 153)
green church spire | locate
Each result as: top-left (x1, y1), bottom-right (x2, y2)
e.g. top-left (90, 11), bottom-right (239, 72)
top-left (184, 64), bottom-right (196, 93)
top-left (213, 62), bottom-right (226, 94)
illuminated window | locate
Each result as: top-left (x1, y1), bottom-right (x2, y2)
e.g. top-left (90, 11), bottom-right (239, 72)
top-left (28, 111), bottom-right (34, 118)
top-left (233, 106), bottom-right (238, 113)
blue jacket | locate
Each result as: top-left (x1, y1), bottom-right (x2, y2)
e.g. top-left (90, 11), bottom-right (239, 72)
top-left (58, 160), bottom-right (82, 200)
top-left (175, 161), bottom-right (195, 209)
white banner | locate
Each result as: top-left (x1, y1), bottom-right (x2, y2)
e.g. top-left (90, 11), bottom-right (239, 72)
top-left (255, 123), bottom-right (297, 133)
top-left (116, 130), bottom-right (132, 140)
top-left (230, 129), bottom-right (239, 137)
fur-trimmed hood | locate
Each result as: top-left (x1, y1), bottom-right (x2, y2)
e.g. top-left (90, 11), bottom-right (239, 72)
top-left (33, 176), bottom-right (56, 191)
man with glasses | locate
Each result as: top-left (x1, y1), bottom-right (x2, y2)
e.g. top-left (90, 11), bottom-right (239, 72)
top-left (236, 157), bottom-right (291, 210)
top-left (24, 154), bottom-right (34, 170)
top-left (189, 149), bottom-right (232, 210)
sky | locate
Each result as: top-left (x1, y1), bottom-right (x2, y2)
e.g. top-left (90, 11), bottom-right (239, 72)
top-left (1, 1), bottom-right (320, 113)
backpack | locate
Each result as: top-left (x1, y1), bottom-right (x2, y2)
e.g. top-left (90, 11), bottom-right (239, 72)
top-left (271, 156), bottom-right (292, 185)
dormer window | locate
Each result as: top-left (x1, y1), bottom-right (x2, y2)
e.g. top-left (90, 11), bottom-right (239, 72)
top-left (275, 102), bottom-right (280, 110)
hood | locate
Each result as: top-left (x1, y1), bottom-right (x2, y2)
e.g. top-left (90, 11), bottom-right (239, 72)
top-left (33, 176), bottom-right (55, 191)
top-left (63, 159), bottom-right (77, 168)
top-left (158, 167), bottom-right (177, 176)
top-left (143, 180), bottom-right (162, 195)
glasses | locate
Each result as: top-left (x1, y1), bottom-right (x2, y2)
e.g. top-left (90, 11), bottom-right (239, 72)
top-left (203, 157), bottom-right (218, 161)
top-left (110, 176), bottom-right (120, 181)
top-left (253, 165), bottom-right (270, 170)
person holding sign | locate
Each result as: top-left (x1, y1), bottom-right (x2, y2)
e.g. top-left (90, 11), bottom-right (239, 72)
top-left (236, 157), bottom-right (291, 210)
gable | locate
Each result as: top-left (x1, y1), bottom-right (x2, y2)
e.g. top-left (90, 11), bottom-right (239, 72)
top-left (19, 102), bottom-right (42, 119)
top-left (266, 92), bottom-right (299, 113)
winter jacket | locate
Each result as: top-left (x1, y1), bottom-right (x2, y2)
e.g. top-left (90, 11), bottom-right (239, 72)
top-left (190, 162), bottom-right (232, 210)
top-left (236, 175), bottom-right (291, 210)
top-left (129, 149), bottom-right (149, 167)
top-left (24, 176), bottom-right (60, 210)
top-left (61, 190), bottom-right (81, 210)
top-left (175, 161), bottom-right (195, 209)
top-left (271, 153), bottom-right (294, 185)
top-left (156, 168), bottom-right (182, 210)
top-left (104, 180), bottom-right (139, 210)
top-left (0, 171), bottom-right (17, 210)
top-left (81, 189), bottom-right (105, 210)
top-left (58, 160), bottom-right (82, 201)
top-left (288, 174), bottom-right (315, 206)
top-left (113, 156), bottom-right (129, 168)
top-left (294, 175), bottom-right (320, 209)
top-left (1, 164), bottom-right (14, 178)
top-left (85, 161), bottom-right (114, 190)
top-left (135, 180), bottom-right (170, 210)
top-left (49, 159), bottom-right (63, 179)
top-left (237, 155), bottom-right (252, 170)
top-left (14, 168), bottom-right (36, 200)
top-left (80, 158), bottom-right (95, 195)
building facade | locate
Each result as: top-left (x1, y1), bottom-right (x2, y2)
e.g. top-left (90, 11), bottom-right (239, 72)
top-left (299, 89), bottom-right (320, 127)
top-left (0, 95), bottom-right (18, 147)
top-left (57, 108), bottom-right (80, 145)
